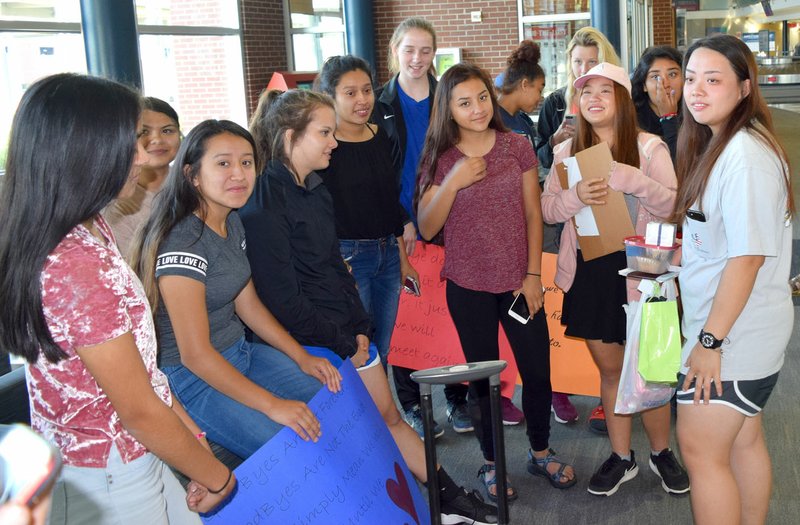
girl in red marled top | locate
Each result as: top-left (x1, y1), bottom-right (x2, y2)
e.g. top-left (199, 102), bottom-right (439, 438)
top-left (0, 74), bottom-right (234, 524)
top-left (540, 62), bottom-right (686, 497)
top-left (416, 63), bottom-right (577, 501)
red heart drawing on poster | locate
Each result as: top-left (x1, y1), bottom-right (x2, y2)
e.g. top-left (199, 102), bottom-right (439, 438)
top-left (385, 462), bottom-right (419, 525)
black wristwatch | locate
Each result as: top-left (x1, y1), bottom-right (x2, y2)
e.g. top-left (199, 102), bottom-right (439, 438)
top-left (698, 329), bottom-right (723, 350)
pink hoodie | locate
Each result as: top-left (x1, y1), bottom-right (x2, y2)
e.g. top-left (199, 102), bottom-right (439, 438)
top-left (541, 133), bottom-right (677, 301)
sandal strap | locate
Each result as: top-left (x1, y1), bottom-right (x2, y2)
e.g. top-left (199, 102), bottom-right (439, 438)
top-left (532, 448), bottom-right (571, 482)
top-left (477, 464), bottom-right (497, 484)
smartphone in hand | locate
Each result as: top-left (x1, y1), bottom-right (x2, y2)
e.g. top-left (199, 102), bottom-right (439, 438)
top-left (564, 114), bottom-right (575, 126)
top-left (0, 424), bottom-right (62, 507)
top-left (403, 276), bottom-right (421, 296)
top-left (508, 293), bottom-right (531, 324)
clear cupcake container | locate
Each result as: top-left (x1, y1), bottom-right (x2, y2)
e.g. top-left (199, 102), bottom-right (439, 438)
top-left (623, 236), bottom-right (678, 275)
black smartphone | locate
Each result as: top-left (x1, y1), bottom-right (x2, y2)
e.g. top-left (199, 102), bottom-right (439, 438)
top-left (0, 424), bottom-right (62, 507)
top-left (686, 209), bottom-right (706, 222)
top-left (403, 276), bottom-right (421, 296)
top-left (508, 293), bottom-right (531, 324)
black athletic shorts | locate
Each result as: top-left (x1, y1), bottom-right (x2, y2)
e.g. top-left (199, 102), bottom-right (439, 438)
top-left (676, 372), bottom-right (779, 416)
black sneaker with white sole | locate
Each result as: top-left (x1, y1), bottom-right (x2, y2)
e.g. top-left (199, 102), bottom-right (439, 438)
top-left (588, 451), bottom-right (639, 496)
top-left (440, 487), bottom-right (498, 525)
top-left (649, 449), bottom-right (690, 494)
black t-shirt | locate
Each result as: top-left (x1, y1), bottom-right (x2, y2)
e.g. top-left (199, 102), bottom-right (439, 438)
top-left (319, 126), bottom-right (405, 240)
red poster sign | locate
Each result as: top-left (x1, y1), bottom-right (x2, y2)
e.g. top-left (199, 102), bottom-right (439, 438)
top-left (388, 245), bottom-right (600, 397)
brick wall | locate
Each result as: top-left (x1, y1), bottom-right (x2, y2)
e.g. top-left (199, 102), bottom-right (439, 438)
top-left (652, 0), bottom-right (676, 47)
top-left (239, 0), bottom-right (288, 115)
top-left (373, 0), bottom-right (520, 84)
top-left (237, 0), bottom-right (678, 116)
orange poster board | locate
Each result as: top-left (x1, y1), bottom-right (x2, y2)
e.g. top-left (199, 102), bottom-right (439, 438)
top-left (388, 245), bottom-right (600, 397)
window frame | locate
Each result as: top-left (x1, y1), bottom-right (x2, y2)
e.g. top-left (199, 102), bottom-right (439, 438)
top-left (282, 0), bottom-right (346, 72)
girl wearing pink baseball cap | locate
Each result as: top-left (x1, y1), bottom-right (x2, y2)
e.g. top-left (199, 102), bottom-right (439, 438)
top-left (541, 62), bottom-right (689, 497)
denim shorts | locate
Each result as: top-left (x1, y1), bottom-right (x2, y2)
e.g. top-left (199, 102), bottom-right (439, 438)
top-left (304, 343), bottom-right (381, 371)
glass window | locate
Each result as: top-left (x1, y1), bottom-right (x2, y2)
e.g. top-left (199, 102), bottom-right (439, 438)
top-left (522, 0), bottom-right (590, 17)
top-left (519, 1), bottom-right (592, 102)
top-left (136, 0), bottom-right (240, 29)
top-left (140, 34), bottom-right (247, 129)
top-left (1, 0), bottom-right (248, 161)
top-left (291, 32), bottom-right (345, 71)
top-left (0, 32), bottom-right (86, 171)
top-left (524, 20), bottom-right (590, 97)
top-left (287, 0), bottom-right (345, 71)
top-left (0, 1), bottom-right (81, 22)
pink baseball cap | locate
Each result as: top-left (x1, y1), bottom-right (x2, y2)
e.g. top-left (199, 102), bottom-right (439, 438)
top-left (573, 62), bottom-right (632, 94)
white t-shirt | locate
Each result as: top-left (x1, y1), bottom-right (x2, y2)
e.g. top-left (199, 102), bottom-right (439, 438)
top-left (679, 128), bottom-right (793, 380)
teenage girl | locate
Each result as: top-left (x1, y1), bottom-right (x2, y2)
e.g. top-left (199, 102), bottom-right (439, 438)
top-left (416, 63), bottom-right (577, 501)
top-left (496, 40), bottom-right (545, 163)
top-left (674, 34), bottom-right (794, 525)
top-left (241, 88), bottom-right (497, 525)
top-left (315, 55), bottom-right (418, 373)
top-left (0, 73), bottom-right (232, 524)
top-left (497, 39), bottom-right (581, 425)
top-left (536, 27), bottom-right (621, 429)
top-left (631, 46), bottom-right (684, 162)
top-left (372, 17), bottom-right (473, 435)
top-left (105, 97), bottom-right (181, 259)
top-left (540, 62), bottom-right (687, 497)
top-left (132, 120), bottom-right (341, 460)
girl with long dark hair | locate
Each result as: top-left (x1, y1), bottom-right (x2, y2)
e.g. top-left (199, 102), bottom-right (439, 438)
top-left (105, 97), bottom-right (182, 259)
top-left (498, 39), bottom-right (581, 425)
top-left (674, 34), bottom-right (794, 524)
top-left (371, 17), bottom-right (473, 437)
top-left (631, 46), bottom-right (684, 162)
top-left (0, 74), bottom-right (233, 524)
top-left (132, 120), bottom-right (341, 461)
top-left (314, 55), bottom-right (418, 373)
top-left (416, 63), bottom-right (577, 500)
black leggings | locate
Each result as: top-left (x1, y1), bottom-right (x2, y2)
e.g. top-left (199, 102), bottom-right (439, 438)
top-left (392, 365), bottom-right (469, 412)
top-left (446, 279), bottom-right (552, 459)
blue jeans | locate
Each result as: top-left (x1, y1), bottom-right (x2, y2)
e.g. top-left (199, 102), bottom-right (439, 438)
top-left (161, 337), bottom-right (322, 459)
top-left (339, 236), bottom-right (402, 370)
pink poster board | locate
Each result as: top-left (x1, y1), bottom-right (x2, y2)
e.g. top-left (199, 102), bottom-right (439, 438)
top-left (388, 245), bottom-right (600, 398)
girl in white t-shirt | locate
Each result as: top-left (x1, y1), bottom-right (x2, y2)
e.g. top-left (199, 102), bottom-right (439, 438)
top-left (674, 34), bottom-right (794, 525)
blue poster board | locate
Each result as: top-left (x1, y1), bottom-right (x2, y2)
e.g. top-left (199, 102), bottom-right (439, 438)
top-left (202, 361), bottom-right (430, 525)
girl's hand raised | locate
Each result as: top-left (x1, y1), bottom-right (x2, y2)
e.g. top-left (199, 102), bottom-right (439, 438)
top-left (446, 157), bottom-right (487, 191)
top-left (576, 177), bottom-right (608, 206)
top-left (653, 77), bottom-right (679, 117)
top-left (551, 117), bottom-right (575, 146)
top-left (299, 354), bottom-right (342, 393)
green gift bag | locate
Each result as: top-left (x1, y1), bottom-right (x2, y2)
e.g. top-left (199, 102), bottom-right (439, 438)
top-left (638, 283), bottom-right (681, 383)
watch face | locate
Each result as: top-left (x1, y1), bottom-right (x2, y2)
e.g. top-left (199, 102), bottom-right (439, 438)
top-left (700, 333), bottom-right (715, 348)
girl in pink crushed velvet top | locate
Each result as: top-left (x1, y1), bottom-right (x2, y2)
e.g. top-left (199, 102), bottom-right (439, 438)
top-left (416, 63), bottom-right (577, 502)
top-left (0, 74), bottom-right (234, 524)
top-left (540, 62), bottom-right (687, 497)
